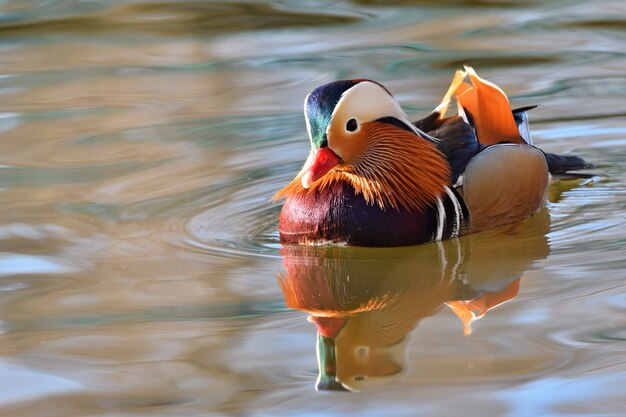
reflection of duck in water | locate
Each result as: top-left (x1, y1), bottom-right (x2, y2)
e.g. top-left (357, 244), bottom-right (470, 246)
top-left (278, 211), bottom-right (550, 391)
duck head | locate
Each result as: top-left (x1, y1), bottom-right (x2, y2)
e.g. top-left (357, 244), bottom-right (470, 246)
top-left (275, 79), bottom-right (451, 211)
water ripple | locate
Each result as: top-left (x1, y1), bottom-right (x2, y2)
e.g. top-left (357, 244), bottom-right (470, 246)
top-left (0, 2), bottom-right (363, 36)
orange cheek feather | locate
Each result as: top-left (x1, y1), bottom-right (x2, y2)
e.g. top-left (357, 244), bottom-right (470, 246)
top-left (327, 122), bottom-right (369, 164)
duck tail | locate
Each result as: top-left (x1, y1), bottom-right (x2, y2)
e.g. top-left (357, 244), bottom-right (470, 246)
top-left (544, 152), bottom-right (593, 175)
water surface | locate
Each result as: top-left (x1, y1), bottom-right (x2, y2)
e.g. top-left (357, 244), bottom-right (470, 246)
top-left (0, 0), bottom-right (625, 416)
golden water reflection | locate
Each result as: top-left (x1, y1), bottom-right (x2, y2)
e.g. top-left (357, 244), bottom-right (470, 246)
top-left (279, 211), bottom-right (550, 391)
top-left (1, 0), bottom-right (624, 413)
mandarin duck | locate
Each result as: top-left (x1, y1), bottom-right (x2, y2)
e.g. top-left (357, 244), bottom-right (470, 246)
top-left (274, 67), bottom-right (589, 246)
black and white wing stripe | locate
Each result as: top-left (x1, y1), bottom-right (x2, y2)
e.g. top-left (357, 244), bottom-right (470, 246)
top-left (433, 186), bottom-right (470, 241)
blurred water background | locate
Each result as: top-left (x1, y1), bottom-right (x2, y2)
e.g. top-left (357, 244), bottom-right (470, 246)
top-left (0, 0), bottom-right (625, 416)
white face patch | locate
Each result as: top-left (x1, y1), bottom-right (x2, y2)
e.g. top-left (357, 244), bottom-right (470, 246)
top-left (326, 81), bottom-right (422, 149)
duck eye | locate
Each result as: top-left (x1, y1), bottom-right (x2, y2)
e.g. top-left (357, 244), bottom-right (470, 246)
top-left (346, 118), bottom-right (358, 132)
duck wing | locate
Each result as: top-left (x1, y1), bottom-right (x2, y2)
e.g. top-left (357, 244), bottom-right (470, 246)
top-left (417, 115), bottom-right (549, 233)
top-left (423, 115), bottom-right (482, 185)
top-left (458, 143), bottom-right (549, 233)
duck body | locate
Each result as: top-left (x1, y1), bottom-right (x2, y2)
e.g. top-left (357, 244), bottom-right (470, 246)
top-left (275, 67), bottom-right (589, 247)
top-left (280, 180), bottom-right (469, 246)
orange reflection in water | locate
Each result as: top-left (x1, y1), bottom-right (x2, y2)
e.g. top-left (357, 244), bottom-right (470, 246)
top-left (278, 211), bottom-right (550, 391)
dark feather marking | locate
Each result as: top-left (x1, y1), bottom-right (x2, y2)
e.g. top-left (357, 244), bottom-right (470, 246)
top-left (375, 116), bottom-right (416, 133)
top-left (412, 112), bottom-right (446, 132)
top-left (550, 172), bottom-right (595, 179)
top-left (430, 116), bottom-right (482, 184)
top-left (512, 105), bottom-right (539, 114)
top-left (462, 107), bottom-right (476, 129)
top-left (543, 152), bottom-right (593, 174)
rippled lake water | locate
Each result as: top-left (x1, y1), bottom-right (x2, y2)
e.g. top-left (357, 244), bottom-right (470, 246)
top-left (1, 0), bottom-right (625, 416)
